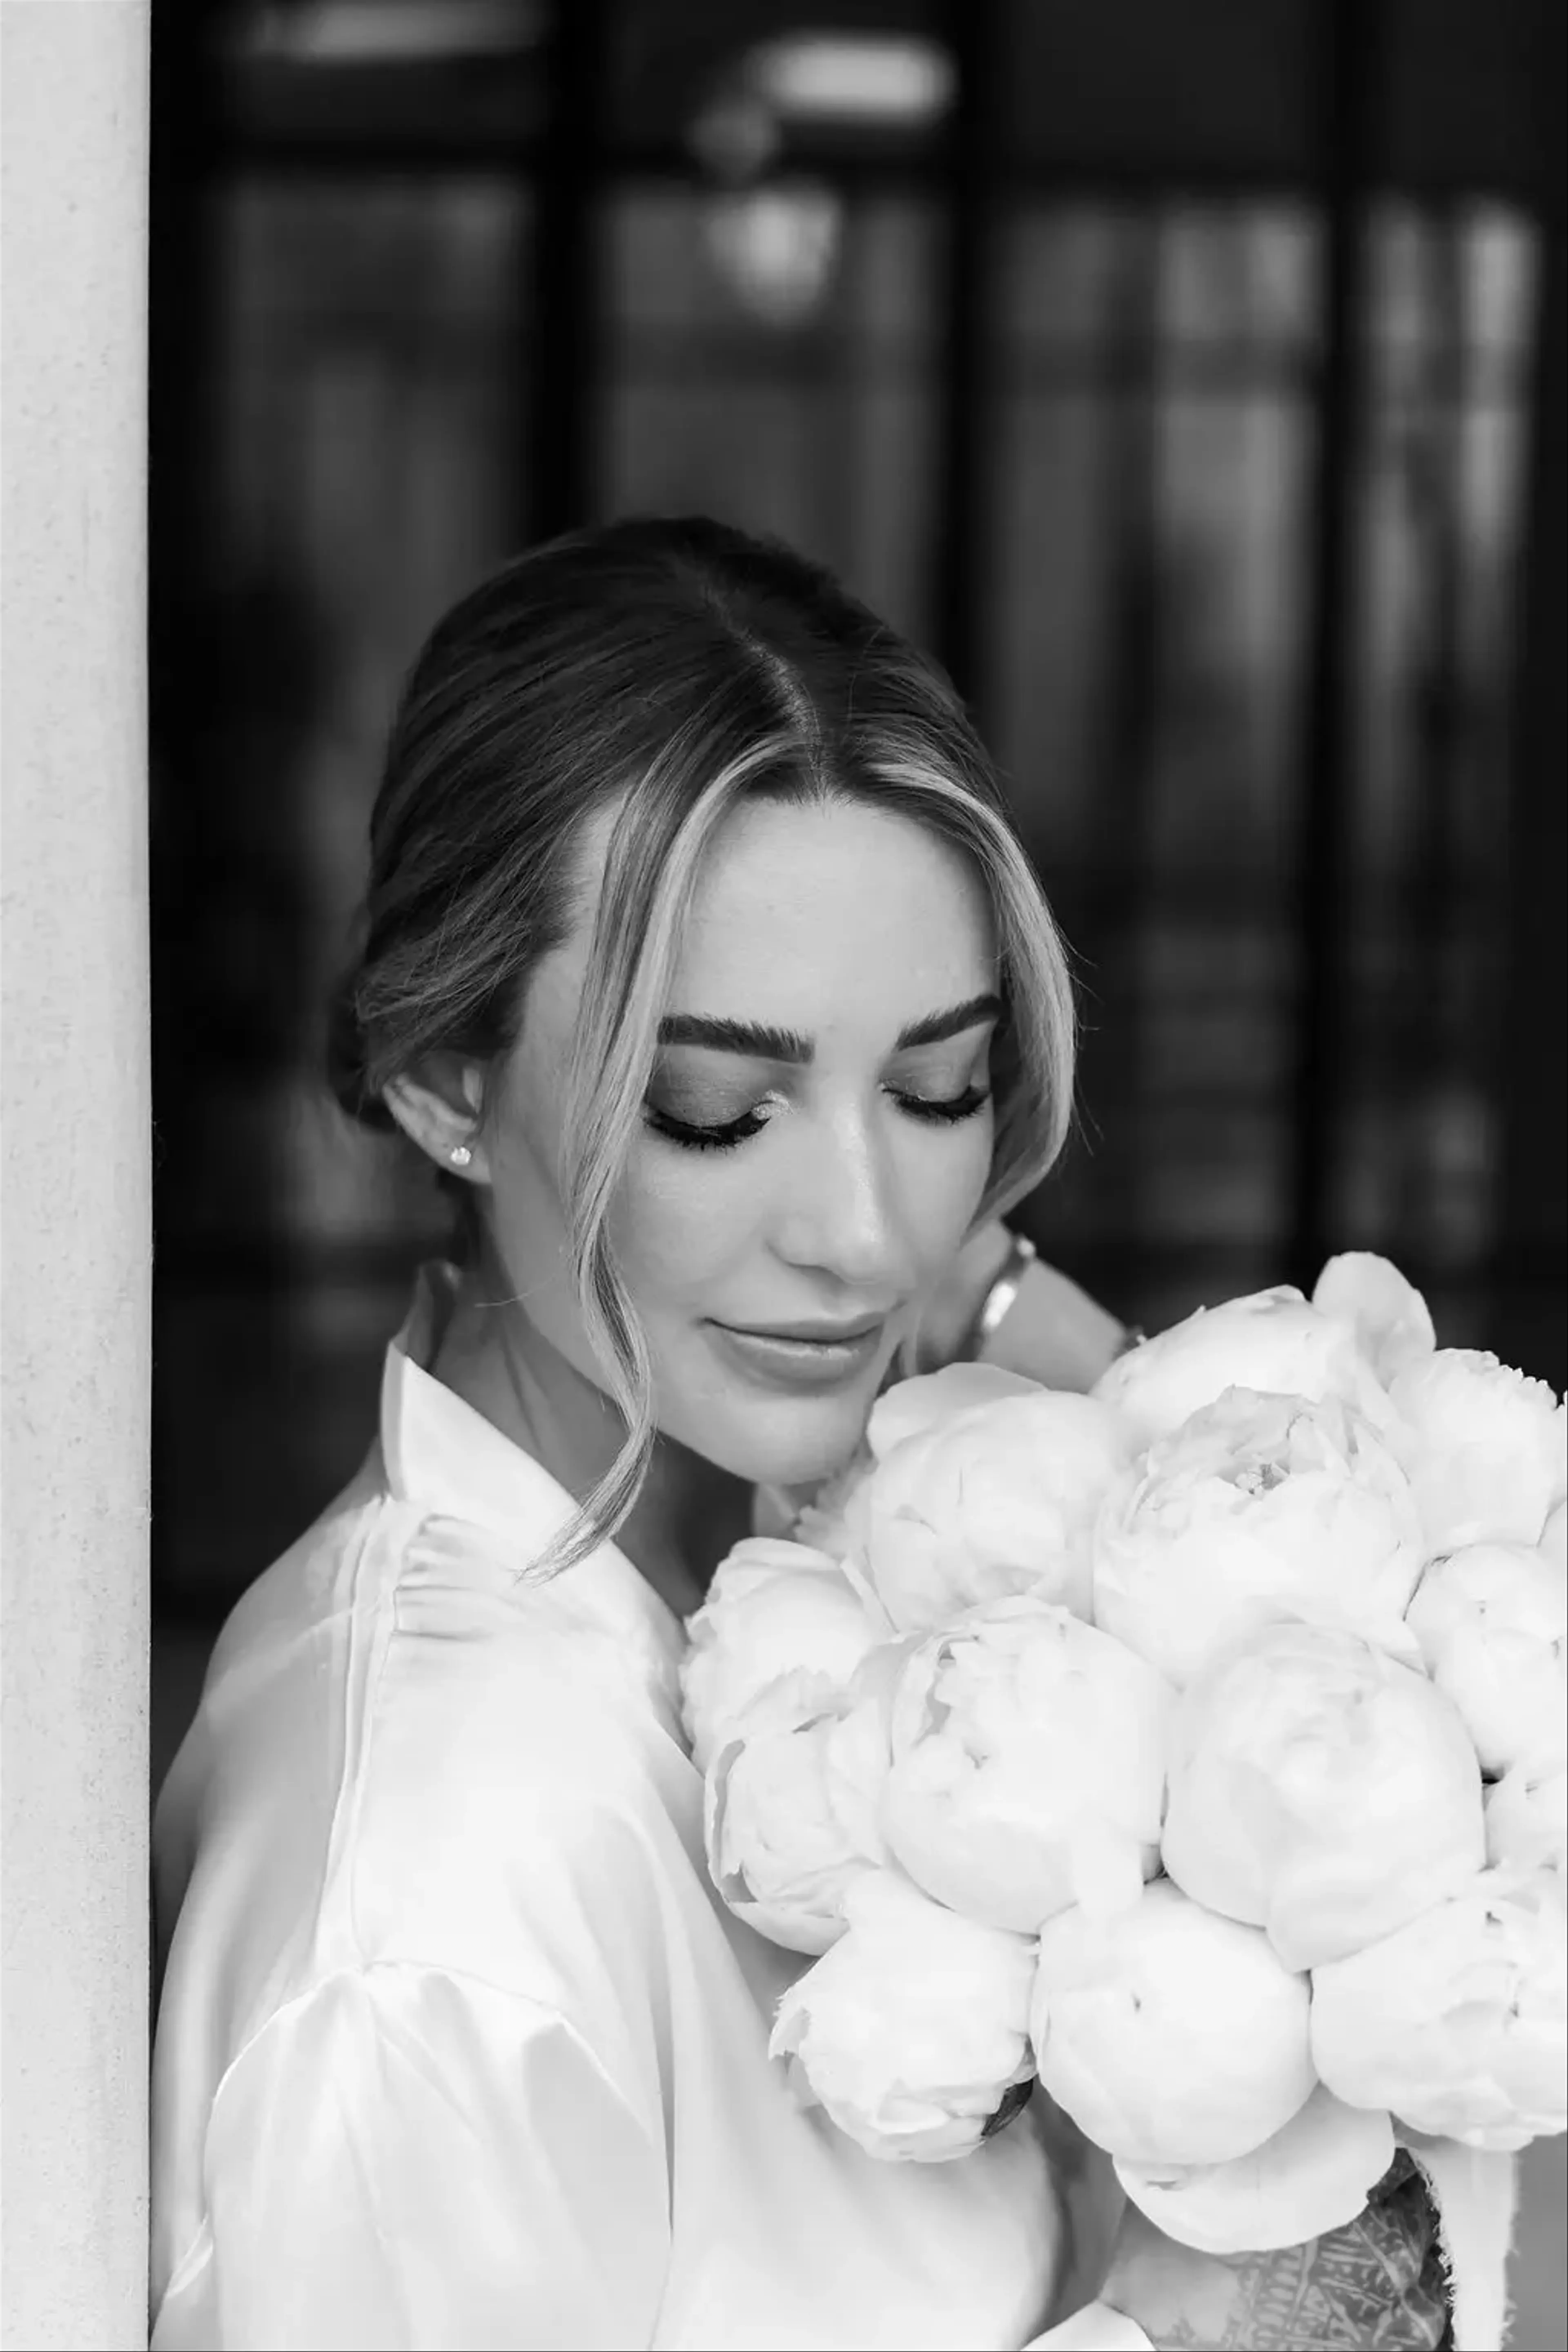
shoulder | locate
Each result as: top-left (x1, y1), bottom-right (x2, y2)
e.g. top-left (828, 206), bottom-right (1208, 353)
top-left (371, 1508), bottom-right (686, 1802)
top-left (155, 1446), bottom-right (393, 1904)
top-left (160, 1477), bottom-right (696, 2049)
top-left (196, 1444), bottom-right (392, 1704)
top-left (336, 1521), bottom-right (699, 2034)
top-left (366, 1628), bottom-right (680, 1858)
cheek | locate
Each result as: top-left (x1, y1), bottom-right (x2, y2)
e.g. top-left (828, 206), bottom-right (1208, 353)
top-left (606, 1140), bottom-right (758, 1307)
top-left (478, 1041), bottom-right (572, 1257)
top-left (612, 1114), bottom-right (996, 1305)
top-left (480, 1116), bottom-right (577, 1321)
top-left (901, 1112), bottom-right (997, 1263)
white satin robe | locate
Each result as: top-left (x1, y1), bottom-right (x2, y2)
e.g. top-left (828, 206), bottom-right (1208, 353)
top-left (150, 1268), bottom-right (1150, 2352)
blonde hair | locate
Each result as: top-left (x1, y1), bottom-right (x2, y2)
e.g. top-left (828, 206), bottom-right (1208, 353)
top-left (330, 517), bottom-right (1076, 1577)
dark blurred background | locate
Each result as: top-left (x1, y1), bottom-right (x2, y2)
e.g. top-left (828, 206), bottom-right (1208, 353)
top-left (148, 0), bottom-right (1565, 2329)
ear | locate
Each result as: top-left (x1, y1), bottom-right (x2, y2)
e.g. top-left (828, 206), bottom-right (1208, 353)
top-left (383, 1054), bottom-right (491, 1185)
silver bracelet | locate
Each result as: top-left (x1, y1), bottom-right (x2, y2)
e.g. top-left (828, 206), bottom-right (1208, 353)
top-left (972, 1229), bottom-right (1038, 1354)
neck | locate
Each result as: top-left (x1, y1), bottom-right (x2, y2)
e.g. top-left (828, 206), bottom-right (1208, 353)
top-left (432, 1256), bottom-right (755, 1619)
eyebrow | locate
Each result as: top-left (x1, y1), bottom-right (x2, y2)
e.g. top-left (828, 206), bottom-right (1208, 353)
top-left (656, 993), bottom-right (1003, 1065)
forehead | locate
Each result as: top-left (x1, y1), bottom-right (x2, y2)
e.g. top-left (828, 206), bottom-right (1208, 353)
top-left (660, 793), bottom-right (994, 1009)
top-left (680, 795), bottom-right (992, 1000)
top-left (523, 793), bottom-right (997, 1067)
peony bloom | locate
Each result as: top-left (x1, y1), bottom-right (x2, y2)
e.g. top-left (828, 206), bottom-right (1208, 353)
top-left (768, 1871), bottom-right (1036, 2162)
top-left (1029, 1879), bottom-right (1316, 2169)
top-left (1092, 1389), bottom-right (1425, 1690)
top-left (844, 1389), bottom-right (1130, 1634)
top-left (704, 1657), bottom-right (898, 1955)
top-left (866, 1363), bottom-right (1047, 1460)
top-left (1311, 1867), bottom-right (1568, 2152)
top-left (1161, 1622), bottom-right (1486, 1971)
top-left (681, 1538), bottom-right (881, 1771)
top-left (880, 1599), bottom-right (1173, 1933)
top-left (1311, 1252), bottom-right (1436, 1386)
top-left (1405, 1542), bottom-right (1567, 1780)
top-left (789, 1448), bottom-right (873, 1565)
top-left (1385, 1350), bottom-right (1566, 1556)
top-left (1091, 1285), bottom-right (1392, 1450)
top-left (1485, 1763), bottom-right (1568, 1878)
top-left (1113, 2085), bottom-right (1395, 2255)
top-left (1542, 1499), bottom-right (1567, 1571)
top-left (791, 1370), bottom-right (1041, 1574)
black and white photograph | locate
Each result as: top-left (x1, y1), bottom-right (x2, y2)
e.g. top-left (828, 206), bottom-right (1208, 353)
top-left (2, 2), bottom-right (1565, 2346)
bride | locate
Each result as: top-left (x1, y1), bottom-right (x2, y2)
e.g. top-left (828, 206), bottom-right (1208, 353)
top-left (149, 516), bottom-right (1448, 2350)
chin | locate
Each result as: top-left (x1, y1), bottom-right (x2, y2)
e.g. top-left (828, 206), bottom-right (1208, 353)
top-left (698, 1385), bottom-right (878, 1491)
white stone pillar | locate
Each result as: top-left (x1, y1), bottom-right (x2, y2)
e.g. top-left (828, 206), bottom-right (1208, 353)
top-left (1, 5), bottom-right (153, 2347)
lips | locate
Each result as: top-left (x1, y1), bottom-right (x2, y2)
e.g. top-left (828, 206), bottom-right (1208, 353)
top-left (706, 1317), bottom-right (887, 1395)
top-left (722, 1318), bottom-right (884, 1346)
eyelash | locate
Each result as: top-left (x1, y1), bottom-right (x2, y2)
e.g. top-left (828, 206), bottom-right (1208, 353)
top-left (645, 1085), bottom-right (993, 1155)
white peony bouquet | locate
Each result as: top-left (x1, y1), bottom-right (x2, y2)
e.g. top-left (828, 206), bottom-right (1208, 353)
top-left (682, 1252), bottom-right (1566, 2266)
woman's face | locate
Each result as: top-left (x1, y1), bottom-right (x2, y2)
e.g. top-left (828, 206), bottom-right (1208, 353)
top-left (480, 794), bottom-right (1001, 1488)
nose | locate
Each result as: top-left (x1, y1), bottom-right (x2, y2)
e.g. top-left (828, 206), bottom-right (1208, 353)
top-left (769, 1106), bottom-right (918, 1304)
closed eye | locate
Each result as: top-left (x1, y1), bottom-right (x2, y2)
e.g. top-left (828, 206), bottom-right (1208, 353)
top-left (893, 1083), bottom-right (992, 1126)
top-left (644, 1083), bottom-right (991, 1154)
top-left (644, 1105), bottom-right (770, 1153)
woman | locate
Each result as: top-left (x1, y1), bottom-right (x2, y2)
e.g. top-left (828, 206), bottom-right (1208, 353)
top-left (150, 518), bottom-right (1448, 2350)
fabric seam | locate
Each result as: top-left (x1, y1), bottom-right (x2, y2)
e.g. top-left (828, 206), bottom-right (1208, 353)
top-left (319, 1492), bottom-right (421, 1972)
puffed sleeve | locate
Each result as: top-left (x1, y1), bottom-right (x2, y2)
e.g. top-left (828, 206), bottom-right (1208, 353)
top-left (153, 1962), bottom-right (670, 2351)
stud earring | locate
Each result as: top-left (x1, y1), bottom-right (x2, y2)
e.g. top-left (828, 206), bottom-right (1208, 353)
top-left (448, 1144), bottom-right (473, 1169)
